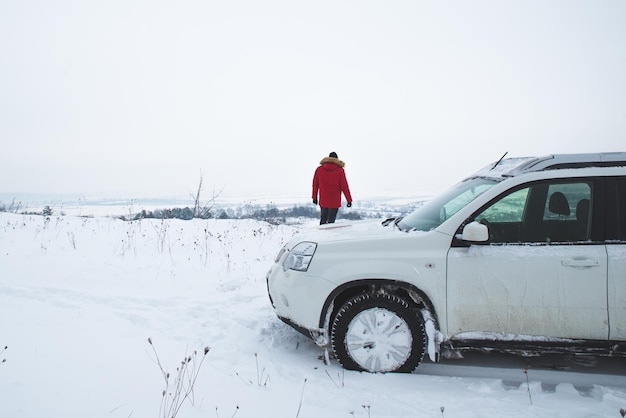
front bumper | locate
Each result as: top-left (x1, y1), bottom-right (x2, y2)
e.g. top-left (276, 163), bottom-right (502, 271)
top-left (266, 261), bottom-right (336, 345)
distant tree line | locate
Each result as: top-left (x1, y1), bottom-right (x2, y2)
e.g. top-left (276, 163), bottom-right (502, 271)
top-left (0, 200), bottom-right (368, 225)
top-left (132, 207), bottom-right (200, 221)
top-left (129, 204), bottom-right (364, 224)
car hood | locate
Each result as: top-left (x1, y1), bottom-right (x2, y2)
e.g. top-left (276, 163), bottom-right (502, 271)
top-left (286, 219), bottom-right (422, 248)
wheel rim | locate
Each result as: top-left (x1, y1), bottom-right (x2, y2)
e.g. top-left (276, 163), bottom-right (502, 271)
top-left (345, 307), bottom-right (413, 372)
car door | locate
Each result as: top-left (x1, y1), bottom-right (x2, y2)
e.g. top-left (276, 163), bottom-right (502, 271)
top-left (606, 177), bottom-right (626, 340)
top-left (446, 179), bottom-right (609, 340)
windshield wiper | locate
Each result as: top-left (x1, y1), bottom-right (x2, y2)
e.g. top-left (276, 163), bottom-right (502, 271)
top-left (382, 216), bottom-right (404, 229)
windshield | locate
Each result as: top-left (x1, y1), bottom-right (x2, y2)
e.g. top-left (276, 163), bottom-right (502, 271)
top-left (397, 177), bottom-right (499, 231)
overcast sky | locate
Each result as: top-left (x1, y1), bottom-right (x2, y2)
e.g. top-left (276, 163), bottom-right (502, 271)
top-left (1, 1), bottom-right (625, 201)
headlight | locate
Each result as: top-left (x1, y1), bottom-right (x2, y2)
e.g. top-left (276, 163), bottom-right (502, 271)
top-left (282, 242), bottom-right (317, 272)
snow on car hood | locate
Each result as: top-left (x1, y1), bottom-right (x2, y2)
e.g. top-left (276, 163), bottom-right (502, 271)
top-left (286, 219), bottom-right (421, 248)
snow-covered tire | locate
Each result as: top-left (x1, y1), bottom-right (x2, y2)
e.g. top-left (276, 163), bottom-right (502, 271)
top-left (331, 292), bottom-right (425, 373)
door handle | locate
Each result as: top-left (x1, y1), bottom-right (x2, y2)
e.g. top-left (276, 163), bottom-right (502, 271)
top-left (561, 258), bottom-right (600, 268)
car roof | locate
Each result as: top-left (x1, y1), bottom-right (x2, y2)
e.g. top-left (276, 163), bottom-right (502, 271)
top-left (472, 152), bottom-right (626, 179)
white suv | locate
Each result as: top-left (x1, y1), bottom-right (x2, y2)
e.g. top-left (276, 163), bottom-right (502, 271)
top-left (266, 153), bottom-right (626, 372)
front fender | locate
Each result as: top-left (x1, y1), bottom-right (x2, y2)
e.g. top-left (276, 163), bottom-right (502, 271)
top-left (318, 278), bottom-right (444, 361)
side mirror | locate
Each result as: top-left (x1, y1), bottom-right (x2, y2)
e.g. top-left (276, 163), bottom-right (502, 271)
top-left (461, 221), bottom-right (489, 242)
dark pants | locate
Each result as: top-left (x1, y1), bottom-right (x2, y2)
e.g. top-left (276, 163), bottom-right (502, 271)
top-left (320, 207), bottom-right (339, 224)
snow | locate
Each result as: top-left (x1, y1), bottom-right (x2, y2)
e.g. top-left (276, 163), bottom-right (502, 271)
top-left (1, 212), bottom-right (624, 418)
top-left (470, 156), bottom-right (537, 178)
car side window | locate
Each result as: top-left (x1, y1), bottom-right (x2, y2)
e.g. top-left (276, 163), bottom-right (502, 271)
top-left (473, 181), bottom-right (592, 244)
top-left (542, 183), bottom-right (591, 221)
top-left (474, 187), bottom-right (530, 243)
top-left (541, 182), bottom-right (592, 243)
top-left (475, 188), bottom-right (529, 224)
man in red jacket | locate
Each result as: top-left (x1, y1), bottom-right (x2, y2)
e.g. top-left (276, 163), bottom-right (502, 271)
top-left (312, 152), bottom-right (353, 224)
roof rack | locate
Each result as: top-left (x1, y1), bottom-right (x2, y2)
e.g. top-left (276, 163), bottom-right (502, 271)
top-left (471, 152), bottom-right (626, 179)
top-left (520, 152), bottom-right (626, 172)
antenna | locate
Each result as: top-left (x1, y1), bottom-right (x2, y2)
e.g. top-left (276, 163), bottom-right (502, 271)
top-left (490, 152), bottom-right (508, 170)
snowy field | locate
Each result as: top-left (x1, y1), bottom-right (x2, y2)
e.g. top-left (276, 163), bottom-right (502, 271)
top-left (0, 212), bottom-right (624, 418)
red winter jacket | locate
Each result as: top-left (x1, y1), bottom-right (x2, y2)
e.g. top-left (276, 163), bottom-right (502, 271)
top-left (312, 157), bottom-right (353, 208)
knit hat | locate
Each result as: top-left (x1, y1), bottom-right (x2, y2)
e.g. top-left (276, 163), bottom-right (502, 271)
top-left (329, 152), bottom-right (338, 158)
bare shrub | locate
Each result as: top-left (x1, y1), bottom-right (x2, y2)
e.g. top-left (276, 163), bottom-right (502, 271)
top-left (148, 338), bottom-right (210, 418)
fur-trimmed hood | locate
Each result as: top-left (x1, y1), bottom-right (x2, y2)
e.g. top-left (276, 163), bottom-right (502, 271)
top-left (319, 156), bottom-right (345, 168)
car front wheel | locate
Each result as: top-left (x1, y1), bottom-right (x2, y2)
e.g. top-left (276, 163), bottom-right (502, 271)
top-left (331, 292), bottom-right (425, 373)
